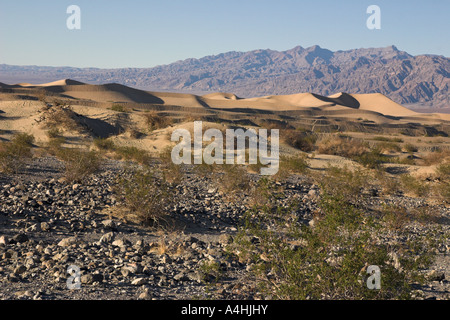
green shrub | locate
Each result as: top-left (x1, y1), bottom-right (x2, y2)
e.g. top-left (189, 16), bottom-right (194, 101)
top-left (317, 166), bottom-right (368, 203)
top-left (57, 148), bottom-right (101, 183)
top-left (354, 147), bottom-right (390, 169)
top-left (0, 133), bottom-right (35, 174)
top-left (316, 135), bottom-right (368, 158)
top-left (94, 138), bottom-right (115, 151)
top-left (217, 164), bottom-right (252, 198)
top-left (231, 184), bottom-right (435, 300)
top-left (399, 174), bottom-right (430, 197)
top-left (282, 130), bottom-right (317, 152)
top-left (115, 166), bottom-right (173, 226)
top-left (158, 146), bottom-right (184, 185)
top-left (46, 128), bottom-right (62, 139)
top-left (404, 144), bottom-right (418, 153)
top-left (378, 141), bottom-right (401, 153)
top-left (111, 104), bottom-right (128, 113)
top-left (435, 161), bottom-right (450, 201)
top-left (372, 136), bottom-right (403, 143)
top-left (143, 111), bottom-right (173, 131)
top-left (114, 146), bottom-right (152, 165)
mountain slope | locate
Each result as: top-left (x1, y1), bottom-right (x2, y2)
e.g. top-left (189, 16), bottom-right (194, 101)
top-left (0, 45), bottom-right (448, 109)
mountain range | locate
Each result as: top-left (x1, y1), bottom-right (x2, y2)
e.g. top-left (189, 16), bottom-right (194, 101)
top-left (1, 45), bottom-right (449, 111)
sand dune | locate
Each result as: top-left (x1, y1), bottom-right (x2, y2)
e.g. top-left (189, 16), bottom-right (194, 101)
top-left (350, 93), bottom-right (418, 117)
top-left (5, 79), bottom-right (449, 123)
top-left (202, 92), bottom-right (241, 100)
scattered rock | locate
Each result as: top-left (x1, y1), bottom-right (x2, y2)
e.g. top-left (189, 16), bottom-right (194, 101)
top-left (12, 233), bottom-right (29, 244)
top-left (131, 277), bottom-right (147, 286)
top-left (57, 237), bottom-right (77, 247)
top-left (0, 235), bottom-right (8, 246)
top-left (427, 270), bottom-right (445, 282)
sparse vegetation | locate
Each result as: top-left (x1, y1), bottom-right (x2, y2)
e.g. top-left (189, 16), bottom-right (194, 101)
top-left (229, 163), bottom-right (438, 300)
top-left (435, 161), bottom-right (450, 200)
top-left (57, 148), bottom-right (102, 183)
top-left (93, 137), bottom-right (115, 151)
top-left (399, 174), bottom-right (430, 197)
top-left (158, 146), bottom-right (184, 185)
top-left (44, 105), bottom-right (86, 133)
top-left (216, 164), bottom-right (252, 198)
top-left (353, 147), bottom-right (390, 169)
top-left (404, 143), bottom-right (418, 153)
top-left (110, 104), bottom-right (129, 113)
top-left (274, 154), bottom-right (309, 181)
top-left (372, 136), bottom-right (404, 143)
top-left (0, 133), bottom-right (35, 174)
top-left (282, 129), bottom-right (317, 152)
top-left (143, 111), bottom-right (173, 131)
top-left (316, 134), bottom-right (368, 158)
top-left (115, 166), bottom-right (173, 227)
top-left (315, 166), bottom-right (368, 203)
top-left (419, 149), bottom-right (450, 166)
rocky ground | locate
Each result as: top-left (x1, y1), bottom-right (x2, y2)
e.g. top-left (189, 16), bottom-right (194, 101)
top-left (0, 157), bottom-right (448, 300)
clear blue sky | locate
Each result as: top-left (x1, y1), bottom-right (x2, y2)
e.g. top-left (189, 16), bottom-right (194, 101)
top-left (0, 0), bottom-right (449, 68)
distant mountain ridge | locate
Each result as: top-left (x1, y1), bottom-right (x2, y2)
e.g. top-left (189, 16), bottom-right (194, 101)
top-left (1, 45), bottom-right (449, 109)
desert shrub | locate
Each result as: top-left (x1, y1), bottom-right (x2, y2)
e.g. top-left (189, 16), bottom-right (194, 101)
top-left (282, 130), bottom-right (317, 152)
top-left (0, 133), bottom-right (35, 174)
top-left (434, 161), bottom-right (450, 200)
top-left (198, 260), bottom-right (223, 284)
top-left (316, 135), bottom-right (368, 158)
top-left (44, 105), bottom-right (85, 132)
top-left (274, 154), bottom-right (309, 181)
top-left (194, 161), bottom-right (219, 175)
top-left (419, 150), bottom-right (450, 166)
top-left (377, 141), bottom-right (401, 153)
top-left (158, 146), bottom-right (184, 185)
top-left (143, 111), bottom-right (173, 131)
top-left (373, 169), bottom-right (401, 196)
top-left (404, 144), bottom-right (418, 153)
top-left (317, 166), bottom-right (368, 203)
top-left (399, 174), bottom-right (430, 197)
top-left (435, 183), bottom-right (450, 201)
top-left (111, 104), bottom-right (129, 113)
top-left (113, 146), bottom-right (152, 165)
top-left (436, 161), bottom-right (450, 179)
top-left (379, 205), bottom-right (410, 231)
top-left (57, 148), bottom-right (101, 183)
top-left (232, 192), bottom-right (434, 300)
top-left (216, 164), bottom-right (252, 198)
top-left (372, 136), bottom-right (404, 143)
top-left (93, 138), bottom-right (115, 151)
top-left (46, 128), bottom-right (62, 139)
top-left (353, 147), bottom-right (390, 169)
top-left (115, 166), bottom-right (173, 226)
top-left (391, 156), bottom-right (416, 165)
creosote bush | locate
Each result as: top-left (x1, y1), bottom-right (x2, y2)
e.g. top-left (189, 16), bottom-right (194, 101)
top-left (315, 166), bottom-right (368, 203)
top-left (216, 164), bottom-right (252, 199)
top-left (0, 133), bottom-right (35, 174)
top-left (231, 173), bottom-right (436, 300)
top-left (435, 161), bottom-right (450, 200)
top-left (158, 146), bottom-right (184, 185)
top-left (274, 154), bottom-right (309, 181)
top-left (93, 138), bottom-right (153, 165)
top-left (143, 111), bottom-right (173, 131)
top-left (316, 134), bottom-right (367, 158)
top-left (57, 148), bottom-right (102, 183)
top-left (282, 129), bottom-right (317, 152)
top-left (115, 166), bottom-right (173, 227)
top-left (399, 174), bottom-right (430, 197)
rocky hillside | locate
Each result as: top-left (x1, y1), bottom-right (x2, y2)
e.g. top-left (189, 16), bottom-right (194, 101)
top-left (1, 45), bottom-right (449, 109)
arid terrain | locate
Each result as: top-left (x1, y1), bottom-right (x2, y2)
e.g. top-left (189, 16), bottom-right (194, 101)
top-left (0, 79), bottom-right (449, 300)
